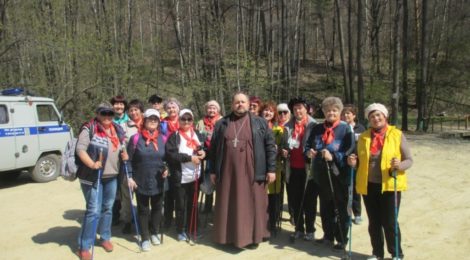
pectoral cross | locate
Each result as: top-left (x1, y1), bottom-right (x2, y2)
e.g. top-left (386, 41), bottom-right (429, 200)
top-left (232, 137), bottom-right (239, 148)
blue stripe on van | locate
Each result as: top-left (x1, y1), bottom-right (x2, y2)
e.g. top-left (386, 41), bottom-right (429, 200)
top-left (0, 125), bottom-right (70, 137)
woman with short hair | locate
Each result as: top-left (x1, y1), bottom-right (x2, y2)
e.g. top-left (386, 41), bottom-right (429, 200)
top-left (347, 103), bottom-right (412, 260)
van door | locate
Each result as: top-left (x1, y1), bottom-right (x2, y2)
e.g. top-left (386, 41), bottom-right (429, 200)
top-left (35, 103), bottom-right (71, 154)
top-left (12, 102), bottom-right (40, 169)
top-left (0, 103), bottom-right (16, 171)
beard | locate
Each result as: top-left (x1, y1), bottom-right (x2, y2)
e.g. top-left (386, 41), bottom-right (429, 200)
top-left (233, 107), bottom-right (248, 117)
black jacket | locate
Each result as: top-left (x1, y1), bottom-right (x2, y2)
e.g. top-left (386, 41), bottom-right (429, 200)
top-left (208, 113), bottom-right (277, 182)
top-left (165, 130), bottom-right (205, 186)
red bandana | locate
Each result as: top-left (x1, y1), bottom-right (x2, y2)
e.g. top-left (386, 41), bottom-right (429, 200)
top-left (370, 125), bottom-right (388, 156)
top-left (141, 129), bottom-right (159, 151)
top-left (166, 117), bottom-right (179, 134)
top-left (132, 118), bottom-right (143, 132)
top-left (180, 128), bottom-right (199, 150)
top-left (322, 120), bottom-right (340, 145)
top-left (96, 123), bottom-right (119, 151)
top-left (293, 116), bottom-right (307, 140)
top-left (203, 114), bottom-right (220, 133)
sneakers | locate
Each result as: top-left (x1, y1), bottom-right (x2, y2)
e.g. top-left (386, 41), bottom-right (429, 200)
top-left (392, 258), bottom-right (402, 260)
top-left (150, 234), bottom-right (161, 245)
top-left (290, 231), bottom-right (304, 239)
top-left (141, 240), bottom-right (151, 251)
top-left (353, 216), bottom-right (363, 225)
top-left (101, 240), bottom-right (114, 252)
top-left (366, 256), bottom-right (384, 260)
top-left (332, 243), bottom-right (345, 251)
top-left (304, 232), bottom-right (314, 241)
top-left (76, 250), bottom-right (92, 260)
top-left (122, 222), bottom-right (132, 234)
top-left (177, 232), bottom-right (188, 241)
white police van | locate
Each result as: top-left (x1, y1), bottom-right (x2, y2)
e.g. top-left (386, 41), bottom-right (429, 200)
top-left (0, 88), bottom-right (72, 182)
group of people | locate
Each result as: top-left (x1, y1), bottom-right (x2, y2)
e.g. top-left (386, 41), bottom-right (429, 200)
top-left (74, 91), bottom-right (412, 260)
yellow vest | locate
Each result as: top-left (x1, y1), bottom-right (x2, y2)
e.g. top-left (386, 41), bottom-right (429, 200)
top-left (356, 125), bottom-right (407, 195)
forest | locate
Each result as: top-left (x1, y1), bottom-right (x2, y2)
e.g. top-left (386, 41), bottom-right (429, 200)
top-left (0, 0), bottom-right (468, 131)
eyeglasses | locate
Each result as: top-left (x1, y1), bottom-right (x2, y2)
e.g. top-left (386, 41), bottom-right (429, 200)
top-left (100, 111), bottom-right (115, 117)
top-left (278, 111), bottom-right (288, 115)
top-left (146, 117), bottom-right (159, 122)
top-left (180, 117), bottom-right (193, 123)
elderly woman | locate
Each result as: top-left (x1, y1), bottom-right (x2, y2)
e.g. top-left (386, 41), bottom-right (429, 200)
top-left (341, 104), bottom-right (366, 225)
top-left (305, 97), bottom-right (354, 250)
top-left (276, 103), bottom-right (291, 127)
top-left (195, 100), bottom-right (222, 213)
top-left (249, 96), bottom-right (263, 116)
top-left (281, 97), bottom-right (318, 241)
top-left (347, 103), bottom-right (412, 260)
top-left (126, 109), bottom-right (168, 251)
top-left (161, 97), bottom-right (182, 228)
top-left (166, 109), bottom-right (206, 241)
top-left (76, 102), bottom-right (128, 260)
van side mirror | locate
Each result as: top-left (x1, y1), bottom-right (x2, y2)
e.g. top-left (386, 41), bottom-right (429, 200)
top-left (59, 111), bottom-right (64, 125)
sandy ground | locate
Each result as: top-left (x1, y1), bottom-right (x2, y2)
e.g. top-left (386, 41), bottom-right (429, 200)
top-left (0, 133), bottom-right (469, 260)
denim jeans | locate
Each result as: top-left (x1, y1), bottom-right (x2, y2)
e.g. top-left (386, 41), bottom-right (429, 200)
top-left (78, 177), bottom-right (117, 250)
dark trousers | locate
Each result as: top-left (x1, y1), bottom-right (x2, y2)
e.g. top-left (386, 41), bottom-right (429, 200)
top-left (319, 175), bottom-right (349, 244)
top-left (268, 193), bottom-right (281, 232)
top-left (286, 168), bottom-right (318, 233)
top-left (135, 192), bottom-right (163, 241)
top-left (363, 182), bottom-right (403, 258)
top-left (174, 181), bottom-right (199, 234)
top-left (352, 172), bottom-right (362, 217)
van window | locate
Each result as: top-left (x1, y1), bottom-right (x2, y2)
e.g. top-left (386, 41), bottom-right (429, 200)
top-left (0, 105), bottom-right (8, 124)
top-left (37, 104), bottom-right (59, 122)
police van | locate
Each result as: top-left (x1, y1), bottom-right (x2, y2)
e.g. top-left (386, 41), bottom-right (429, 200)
top-left (0, 88), bottom-right (72, 182)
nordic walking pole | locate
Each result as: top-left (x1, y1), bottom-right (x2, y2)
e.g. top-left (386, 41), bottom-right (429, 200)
top-left (347, 125), bottom-right (355, 260)
top-left (91, 148), bottom-right (103, 260)
top-left (324, 159), bottom-right (347, 259)
top-left (123, 160), bottom-right (142, 251)
top-left (160, 173), bottom-right (166, 244)
top-left (392, 168), bottom-right (399, 259)
top-left (188, 167), bottom-right (200, 245)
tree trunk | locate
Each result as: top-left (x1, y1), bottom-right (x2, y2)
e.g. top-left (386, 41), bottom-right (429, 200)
top-left (391, 0), bottom-right (401, 125)
top-left (416, 0), bottom-right (428, 131)
top-left (347, 0), bottom-right (354, 103)
top-left (401, 0), bottom-right (409, 131)
top-left (334, 0), bottom-right (350, 102)
top-left (357, 0), bottom-right (365, 124)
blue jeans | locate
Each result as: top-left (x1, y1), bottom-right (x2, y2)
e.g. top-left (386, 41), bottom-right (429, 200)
top-left (78, 177), bottom-right (117, 250)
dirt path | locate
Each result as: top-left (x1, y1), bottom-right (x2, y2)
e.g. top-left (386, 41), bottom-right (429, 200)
top-left (1, 134), bottom-right (468, 260)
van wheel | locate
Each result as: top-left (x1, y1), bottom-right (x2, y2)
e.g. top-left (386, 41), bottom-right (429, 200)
top-left (31, 154), bottom-right (60, 183)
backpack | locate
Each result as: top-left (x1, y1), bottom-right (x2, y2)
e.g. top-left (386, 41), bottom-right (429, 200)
top-left (60, 137), bottom-right (79, 181)
top-left (60, 122), bottom-right (94, 181)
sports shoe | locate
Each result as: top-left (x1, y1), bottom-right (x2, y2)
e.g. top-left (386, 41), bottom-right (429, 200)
top-left (392, 257), bottom-right (402, 260)
top-left (177, 232), bottom-right (188, 241)
top-left (290, 231), bottom-right (304, 239)
top-left (304, 232), bottom-right (314, 241)
top-left (141, 240), bottom-right (151, 251)
top-left (101, 240), bottom-right (114, 252)
top-left (315, 238), bottom-right (334, 246)
top-left (76, 250), bottom-right (92, 260)
top-left (150, 234), bottom-right (161, 245)
top-left (366, 256), bottom-right (383, 260)
top-left (353, 216), bottom-right (363, 225)
top-left (333, 243), bottom-right (345, 251)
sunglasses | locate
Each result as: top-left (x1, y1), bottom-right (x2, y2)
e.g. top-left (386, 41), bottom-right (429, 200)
top-left (278, 111), bottom-right (288, 115)
top-left (180, 117), bottom-right (193, 123)
top-left (100, 111), bottom-right (115, 117)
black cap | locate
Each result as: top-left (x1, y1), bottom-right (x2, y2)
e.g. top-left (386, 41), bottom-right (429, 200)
top-left (148, 94), bottom-right (163, 104)
top-left (288, 97), bottom-right (309, 112)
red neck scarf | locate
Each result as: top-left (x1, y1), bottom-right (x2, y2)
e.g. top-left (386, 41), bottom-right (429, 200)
top-left (279, 118), bottom-right (288, 127)
top-left (370, 124), bottom-right (388, 156)
top-left (142, 129), bottom-right (159, 151)
top-left (322, 120), bottom-right (340, 145)
top-left (293, 116), bottom-right (308, 140)
top-left (96, 123), bottom-right (119, 151)
top-left (166, 117), bottom-right (179, 133)
top-left (180, 128), bottom-right (199, 150)
top-left (132, 118), bottom-right (143, 131)
top-left (203, 114), bottom-right (220, 133)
